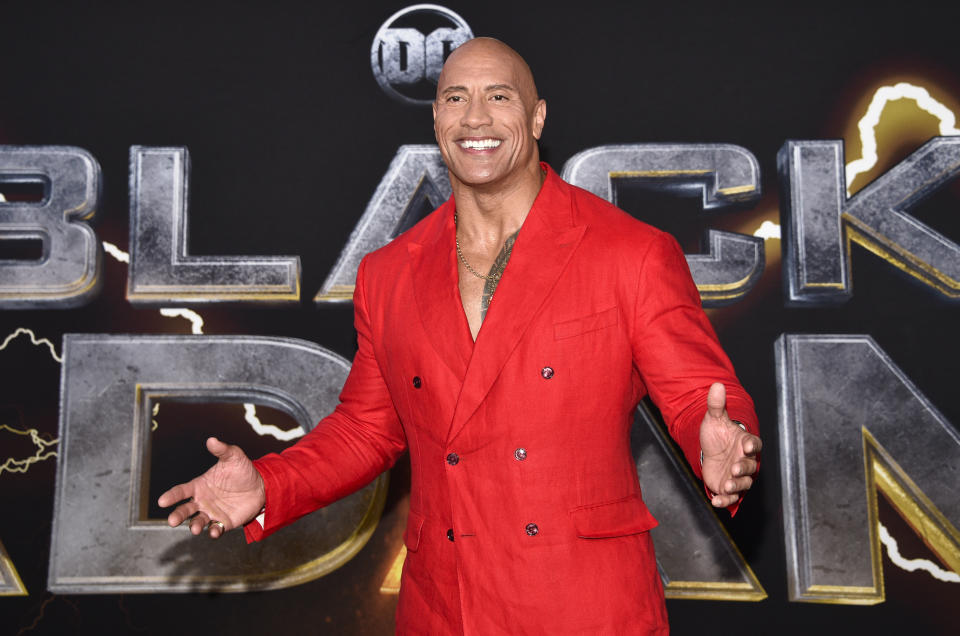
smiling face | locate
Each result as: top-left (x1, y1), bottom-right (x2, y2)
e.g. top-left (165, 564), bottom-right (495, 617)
top-left (433, 39), bottom-right (546, 192)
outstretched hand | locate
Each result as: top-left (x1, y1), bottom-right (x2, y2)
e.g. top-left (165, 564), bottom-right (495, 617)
top-left (157, 437), bottom-right (265, 539)
top-left (699, 383), bottom-right (761, 508)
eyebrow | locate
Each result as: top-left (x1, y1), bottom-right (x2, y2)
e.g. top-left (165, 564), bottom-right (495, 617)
top-left (440, 83), bottom-right (519, 95)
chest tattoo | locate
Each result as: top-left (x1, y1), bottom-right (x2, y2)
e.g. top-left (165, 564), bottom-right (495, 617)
top-left (480, 230), bottom-right (520, 321)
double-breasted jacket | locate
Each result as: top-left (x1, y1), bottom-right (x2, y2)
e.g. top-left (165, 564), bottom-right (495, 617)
top-left (245, 164), bottom-right (758, 634)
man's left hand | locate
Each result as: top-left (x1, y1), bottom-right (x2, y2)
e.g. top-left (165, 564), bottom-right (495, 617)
top-left (699, 382), bottom-right (762, 508)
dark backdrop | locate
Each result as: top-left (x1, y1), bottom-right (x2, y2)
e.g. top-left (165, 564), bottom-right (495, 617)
top-left (1, 1), bottom-right (957, 634)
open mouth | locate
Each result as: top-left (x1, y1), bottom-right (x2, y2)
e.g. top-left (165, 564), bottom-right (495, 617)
top-left (458, 138), bottom-right (502, 150)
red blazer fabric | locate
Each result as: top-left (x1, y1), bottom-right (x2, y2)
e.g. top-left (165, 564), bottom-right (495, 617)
top-left (245, 165), bottom-right (758, 634)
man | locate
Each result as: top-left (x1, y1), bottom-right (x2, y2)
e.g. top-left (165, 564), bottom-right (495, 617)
top-left (159, 38), bottom-right (761, 634)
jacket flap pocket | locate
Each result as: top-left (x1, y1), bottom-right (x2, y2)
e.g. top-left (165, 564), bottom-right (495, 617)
top-left (569, 494), bottom-right (658, 538)
top-left (403, 509), bottom-right (425, 552)
top-left (554, 306), bottom-right (618, 340)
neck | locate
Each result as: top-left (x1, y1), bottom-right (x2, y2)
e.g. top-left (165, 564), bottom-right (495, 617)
top-left (452, 162), bottom-right (545, 245)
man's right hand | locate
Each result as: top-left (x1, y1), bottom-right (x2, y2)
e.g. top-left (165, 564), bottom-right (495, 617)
top-left (157, 437), bottom-right (265, 539)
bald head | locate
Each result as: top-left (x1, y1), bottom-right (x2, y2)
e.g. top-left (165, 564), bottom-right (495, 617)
top-left (437, 37), bottom-right (539, 106)
top-left (432, 37), bottom-right (546, 193)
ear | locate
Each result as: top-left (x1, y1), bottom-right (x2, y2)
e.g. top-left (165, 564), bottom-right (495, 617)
top-left (532, 99), bottom-right (546, 140)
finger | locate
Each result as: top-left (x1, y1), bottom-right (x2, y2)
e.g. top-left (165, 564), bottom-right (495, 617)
top-left (732, 457), bottom-right (758, 477)
top-left (721, 475), bottom-right (754, 495)
top-left (166, 500), bottom-right (199, 527)
top-left (206, 436), bottom-right (230, 459)
top-left (207, 519), bottom-right (227, 539)
top-left (706, 382), bottom-right (727, 420)
top-left (157, 484), bottom-right (192, 509)
top-left (189, 512), bottom-right (210, 536)
top-left (742, 434), bottom-right (763, 456)
top-left (711, 493), bottom-right (741, 508)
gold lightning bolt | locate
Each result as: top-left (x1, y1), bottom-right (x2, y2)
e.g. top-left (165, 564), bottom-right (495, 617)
top-left (0, 329), bottom-right (61, 477)
top-left (0, 328), bottom-right (62, 363)
top-left (846, 82), bottom-right (960, 195)
top-left (0, 424), bottom-right (58, 475)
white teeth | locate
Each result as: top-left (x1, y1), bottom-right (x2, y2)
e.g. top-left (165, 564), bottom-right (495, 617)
top-left (460, 139), bottom-right (501, 149)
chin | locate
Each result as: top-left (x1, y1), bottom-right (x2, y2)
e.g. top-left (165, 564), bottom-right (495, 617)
top-left (449, 164), bottom-right (500, 185)
top-left (457, 172), bottom-right (504, 188)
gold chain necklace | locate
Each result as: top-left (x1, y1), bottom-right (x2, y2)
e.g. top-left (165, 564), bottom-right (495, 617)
top-left (454, 213), bottom-right (504, 281)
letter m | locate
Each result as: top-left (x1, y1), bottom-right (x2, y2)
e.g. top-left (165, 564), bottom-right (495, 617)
top-left (776, 334), bottom-right (960, 603)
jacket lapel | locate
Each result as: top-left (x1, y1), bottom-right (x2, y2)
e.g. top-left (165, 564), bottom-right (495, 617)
top-left (447, 167), bottom-right (586, 443)
top-left (408, 200), bottom-right (473, 383)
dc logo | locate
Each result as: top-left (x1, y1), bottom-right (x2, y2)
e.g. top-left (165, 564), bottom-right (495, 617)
top-left (371, 4), bottom-right (473, 105)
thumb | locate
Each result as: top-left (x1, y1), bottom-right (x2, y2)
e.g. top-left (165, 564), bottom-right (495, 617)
top-left (706, 382), bottom-right (727, 420)
top-left (206, 436), bottom-right (231, 459)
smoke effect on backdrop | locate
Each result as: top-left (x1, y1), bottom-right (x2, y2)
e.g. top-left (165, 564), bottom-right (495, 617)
top-left (1, 1), bottom-right (958, 634)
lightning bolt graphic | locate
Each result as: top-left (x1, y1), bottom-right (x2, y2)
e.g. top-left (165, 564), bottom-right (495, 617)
top-left (0, 330), bottom-right (61, 476)
top-left (242, 404), bottom-right (305, 441)
top-left (846, 82), bottom-right (960, 195)
top-left (0, 328), bottom-right (62, 363)
top-left (879, 522), bottom-right (960, 583)
top-left (101, 240), bottom-right (129, 264)
top-left (752, 81), bottom-right (959, 238)
top-left (0, 424), bottom-right (58, 475)
top-left (158, 308), bottom-right (205, 334)
top-left (752, 220), bottom-right (781, 240)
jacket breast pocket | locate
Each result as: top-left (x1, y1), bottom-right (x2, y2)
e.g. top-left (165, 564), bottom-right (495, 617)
top-left (554, 306), bottom-right (618, 340)
top-left (568, 494), bottom-right (658, 538)
top-left (403, 509), bottom-right (425, 552)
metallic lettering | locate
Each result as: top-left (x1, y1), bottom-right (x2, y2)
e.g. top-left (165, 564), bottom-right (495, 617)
top-left (49, 335), bottom-right (387, 593)
top-left (776, 334), bottom-right (960, 603)
top-left (370, 6), bottom-right (473, 105)
top-left (127, 147), bottom-right (300, 304)
top-left (778, 138), bottom-right (960, 303)
top-left (0, 146), bottom-right (101, 308)
top-left (377, 28), bottom-right (426, 85)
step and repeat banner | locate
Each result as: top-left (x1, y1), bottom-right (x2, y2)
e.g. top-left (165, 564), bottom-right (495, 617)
top-left (1, 2), bottom-right (957, 634)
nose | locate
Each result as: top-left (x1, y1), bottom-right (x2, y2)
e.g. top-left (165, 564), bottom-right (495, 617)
top-left (461, 97), bottom-right (493, 129)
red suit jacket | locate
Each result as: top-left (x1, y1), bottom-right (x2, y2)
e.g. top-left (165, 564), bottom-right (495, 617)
top-left (245, 165), bottom-right (758, 634)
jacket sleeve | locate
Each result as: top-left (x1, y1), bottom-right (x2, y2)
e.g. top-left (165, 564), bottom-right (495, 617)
top-left (245, 256), bottom-right (407, 541)
top-left (629, 231), bottom-right (759, 513)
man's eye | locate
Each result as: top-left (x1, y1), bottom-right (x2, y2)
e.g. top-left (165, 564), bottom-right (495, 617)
top-left (491, 94), bottom-right (508, 101)
top-left (447, 95), bottom-right (464, 103)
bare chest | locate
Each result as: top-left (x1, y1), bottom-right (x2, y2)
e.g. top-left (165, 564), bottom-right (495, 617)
top-left (455, 227), bottom-right (520, 341)
top-left (458, 272), bottom-right (487, 341)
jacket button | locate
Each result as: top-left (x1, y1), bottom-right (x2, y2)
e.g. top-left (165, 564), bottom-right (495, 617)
top-left (514, 448), bottom-right (527, 461)
top-left (447, 528), bottom-right (455, 542)
top-left (540, 366), bottom-right (554, 379)
top-left (412, 376), bottom-right (422, 388)
top-left (525, 523), bottom-right (539, 536)
top-left (446, 452), bottom-right (460, 465)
